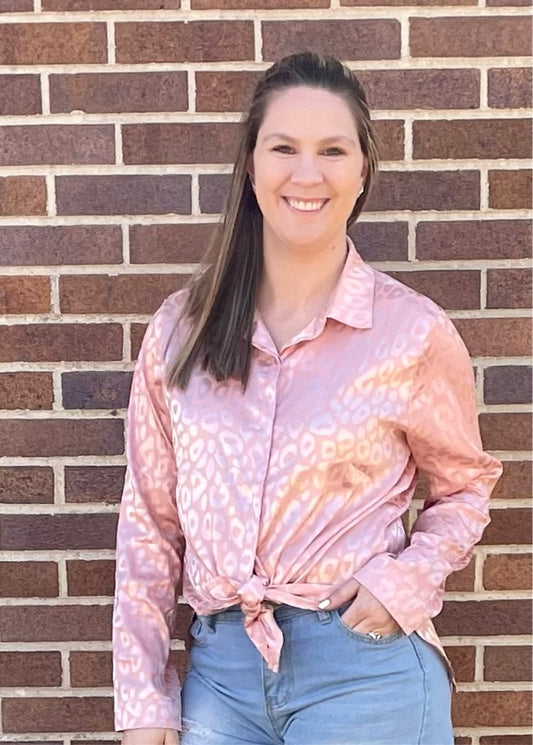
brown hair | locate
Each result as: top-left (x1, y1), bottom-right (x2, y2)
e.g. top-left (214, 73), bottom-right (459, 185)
top-left (166, 51), bottom-right (380, 390)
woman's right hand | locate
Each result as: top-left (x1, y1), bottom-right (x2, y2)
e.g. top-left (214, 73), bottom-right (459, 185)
top-left (122, 728), bottom-right (179, 745)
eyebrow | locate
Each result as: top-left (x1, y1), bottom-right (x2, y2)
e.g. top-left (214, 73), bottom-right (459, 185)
top-left (261, 133), bottom-right (357, 147)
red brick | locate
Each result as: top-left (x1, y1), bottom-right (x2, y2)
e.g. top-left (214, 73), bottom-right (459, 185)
top-left (196, 70), bottom-right (261, 112)
top-left (0, 125), bottom-right (114, 167)
top-left (2, 696), bottom-right (114, 733)
top-left (410, 17), bottom-right (532, 57)
top-left (1, 514), bottom-right (118, 551)
top-left (480, 736), bottom-right (533, 745)
top-left (60, 274), bottom-right (185, 314)
top-left (492, 461), bottom-right (531, 500)
top-left (453, 317), bottom-right (531, 357)
top-left (0, 75), bottom-right (41, 115)
top-left (358, 69), bottom-right (479, 109)
top-left (368, 171), bottom-right (480, 211)
top-left (452, 691), bottom-right (532, 727)
top-left (487, 0), bottom-right (531, 7)
top-left (0, 324), bottom-right (122, 363)
top-left (489, 170), bottom-right (532, 210)
top-left (484, 553), bottom-right (532, 590)
top-left (435, 599), bottom-right (531, 636)
top-left (0, 562), bottom-right (58, 598)
top-left (199, 174), bottom-right (230, 214)
top-left (44, 0), bottom-right (179, 7)
top-left (0, 652), bottom-right (62, 687)
top-left (70, 651), bottom-right (112, 687)
top-left (485, 645), bottom-right (532, 681)
top-left (263, 20), bottom-right (401, 61)
top-left (0, 419), bottom-right (124, 457)
top-left (483, 508), bottom-right (532, 545)
top-left (0, 604), bottom-right (112, 642)
top-left (444, 645), bottom-right (475, 682)
top-left (116, 21), bottom-right (254, 64)
top-left (0, 467), bottom-right (54, 505)
top-left (67, 559), bottom-right (115, 596)
top-left (62, 371), bottom-right (132, 410)
top-left (193, 0), bottom-right (327, 6)
top-left (455, 739), bottom-right (472, 745)
top-left (0, 276), bottom-right (50, 314)
top-left (130, 223), bottom-right (214, 264)
top-left (50, 71), bottom-right (187, 114)
top-left (445, 561), bottom-right (475, 592)
top-left (131, 323), bottom-right (148, 360)
top-left (64, 465), bottom-right (125, 504)
top-left (376, 121), bottom-right (404, 161)
top-left (0, 373), bottom-right (53, 410)
top-left (388, 270), bottom-right (480, 310)
top-left (489, 68), bottom-right (533, 108)
top-left (0, 0), bottom-right (33, 8)
top-left (487, 268), bottom-right (531, 309)
top-left (485, 365), bottom-right (532, 405)
top-left (0, 177), bottom-right (46, 216)
top-left (0, 23), bottom-right (107, 65)
top-left (414, 119), bottom-right (531, 160)
top-left (123, 122), bottom-right (238, 165)
top-left (0, 226), bottom-right (122, 266)
top-left (171, 603), bottom-right (195, 640)
top-left (416, 220), bottom-right (531, 260)
top-left (480, 412), bottom-right (532, 451)
top-left (56, 175), bottom-right (191, 216)
top-left (349, 222), bottom-right (408, 262)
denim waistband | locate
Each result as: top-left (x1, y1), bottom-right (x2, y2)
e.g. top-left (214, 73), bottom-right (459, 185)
top-left (201, 601), bottom-right (351, 625)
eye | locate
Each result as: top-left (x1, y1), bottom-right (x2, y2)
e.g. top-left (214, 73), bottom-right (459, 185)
top-left (322, 147), bottom-right (346, 156)
top-left (272, 145), bottom-right (295, 154)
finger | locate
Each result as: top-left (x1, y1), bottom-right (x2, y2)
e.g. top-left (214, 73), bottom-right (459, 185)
top-left (318, 578), bottom-right (360, 610)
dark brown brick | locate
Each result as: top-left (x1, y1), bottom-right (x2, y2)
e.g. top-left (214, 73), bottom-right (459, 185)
top-left (455, 739), bottom-right (472, 745)
top-left (410, 17), bottom-right (532, 57)
top-left (116, 21), bottom-right (254, 64)
top-left (56, 175), bottom-right (191, 216)
top-left (0, 75), bottom-right (41, 115)
top-left (343, 0), bottom-right (473, 5)
top-left (445, 562), bottom-right (475, 592)
top-left (60, 274), bottom-right (185, 314)
top-left (0, 324), bottom-right (122, 363)
top-left (443, 645), bottom-right (475, 682)
top-left (44, 0), bottom-right (179, 7)
top-left (0, 652), bottom-right (62, 687)
top-left (130, 223), bottom-right (214, 264)
top-left (65, 465), bottom-right (125, 504)
top-left (0, 276), bottom-right (50, 314)
top-left (0, 604), bottom-right (112, 642)
top-left (50, 71), bottom-right (187, 114)
top-left (489, 68), bottom-right (533, 108)
top-left (0, 226), bottom-right (122, 266)
top-left (0, 467), bottom-right (54, 505)
top-left (1, 514), bottom-right (118, 551)
top-left (492, 461), bottom-right (532, 501)
top-left (2, 696), bottom-right (114, 733)
top-left (416, 220), bottom-right (531, 260)
top-left (482, 508), bottom-right (532, 545)
top-left (480, 736), bottom-right (533, 745)
top-left (0, 419), bottom-right (124, 458)
top-left (488, 268), bottom-right (532, 309)
top-left (485, 645), bottom-right (532, 681)
top-left (263, 20), bottom-right (400, 61)
top-left (413, 119), bottom-right (531, 160)
top-left (0, 23), bottom-right (107, 65)
top-left (349, 221), bottom-right (409, 262)
top-left (200, 173), bottom-right (235, 214)
top-left (0, 562), bottom-right (58, 598)
top-left (196, 70), bottom-right (261, 112)
top-left (358, 69), bottom-right (479, 109)
top-left (67, 559), bottom-right (115, 596)
top-left (70, 650), bottom-right (112, 687)
top-left (487, 0), bottom-right (531, 7)
top-left (0, 373), bottom-right (54, 410)
top-left (435, 599), bottom-right (531, 636)
top-left (0, 125), bottom-right (114, 167)
top-left (480, 412), bottom-right (532, 451)
top-left (123, 122), bottom-right (239, 165)
top-left (131, 323), bottom-right (148, 360)
top-left (485, 365), bottom-right (532, 405)
top-left (388, 270), bottom-right (480, 310)
top-left (0, 0), bottom-right (33, 8)
top-left (489, 170), bottom-right (532, 210)
top-left (368, 171), bottom-right (480, 211)
top-left (452, 691), bottom-right (532, 728)
top-left (62, 371), bottom-right (132, 410)
top-left (484, 553), bottom-right (532, 590)
top-left (193, 0), bottom-right (327, 6)
top-left (0, 177), bottom-right (46, 216)
top-left (376, 121), bottom-right (404, 161)
top-left (453, 317), bottom-right (531, 357)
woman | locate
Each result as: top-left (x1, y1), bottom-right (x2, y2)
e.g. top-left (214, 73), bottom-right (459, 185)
top-left (112, 52), bottom-right (502, 745)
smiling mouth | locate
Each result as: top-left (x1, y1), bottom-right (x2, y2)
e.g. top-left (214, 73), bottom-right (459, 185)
top-left (283, 197), bottom-right (329, 213)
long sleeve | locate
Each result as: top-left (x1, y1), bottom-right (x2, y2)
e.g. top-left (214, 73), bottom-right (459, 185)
top-left (112, 304), bottom-right (184, 731)
top-left (354, 312), bottom-right (502, 635)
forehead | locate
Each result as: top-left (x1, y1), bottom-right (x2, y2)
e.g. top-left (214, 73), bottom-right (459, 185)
top-left (258, 85), bottom-right (358, 139)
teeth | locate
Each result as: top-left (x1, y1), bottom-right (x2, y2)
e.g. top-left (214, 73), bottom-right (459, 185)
top-left (286, 198), bottom-right (326, 212)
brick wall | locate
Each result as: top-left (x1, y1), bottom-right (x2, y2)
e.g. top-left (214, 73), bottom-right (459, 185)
top-left (0, 0), bottom-right (531, 742)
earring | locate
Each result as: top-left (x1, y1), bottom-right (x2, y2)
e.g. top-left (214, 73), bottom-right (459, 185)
top-left (357, 184), bottom-right (365, 198)
top-left (250, 176), bottom-right (256, 191)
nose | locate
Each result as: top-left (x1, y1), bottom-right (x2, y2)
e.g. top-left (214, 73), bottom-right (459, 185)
top-left (290, 155), bottom-right (324, 185)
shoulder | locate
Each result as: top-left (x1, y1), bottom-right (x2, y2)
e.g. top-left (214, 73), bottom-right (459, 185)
top-left (141, 287), bottom-right (191, 361)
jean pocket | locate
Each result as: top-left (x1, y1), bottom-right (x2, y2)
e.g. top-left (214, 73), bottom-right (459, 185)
top-left (333, 609), bottom-right (404, 644)
top-left (189, 614), bottom-right (210, 647)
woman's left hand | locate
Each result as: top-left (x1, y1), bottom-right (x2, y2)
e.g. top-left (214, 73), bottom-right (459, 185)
top-left (319, 578), bottom-right (401, 637)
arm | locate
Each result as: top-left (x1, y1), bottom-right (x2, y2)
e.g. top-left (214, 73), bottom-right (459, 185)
top-left (353, 312), bottom-right (502, 635)
top-left (113, 303), bottom-right (184, 732)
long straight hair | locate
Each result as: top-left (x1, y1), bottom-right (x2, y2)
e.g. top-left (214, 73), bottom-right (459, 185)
top-left (166, 52), bottom-right (380, 390)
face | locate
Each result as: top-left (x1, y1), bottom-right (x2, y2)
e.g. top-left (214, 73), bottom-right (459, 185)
top-left (249, 86), bottom-right (367, 256)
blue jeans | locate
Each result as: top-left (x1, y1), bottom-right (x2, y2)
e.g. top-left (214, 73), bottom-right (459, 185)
top-left (180, 604), bottom-right (453, 745)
